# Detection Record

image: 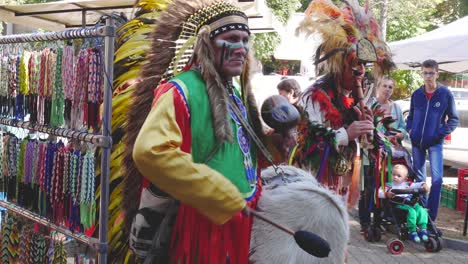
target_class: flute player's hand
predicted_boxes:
[346,120,374,141]
[353,105,373,122]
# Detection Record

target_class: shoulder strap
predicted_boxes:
[228,97,280,172]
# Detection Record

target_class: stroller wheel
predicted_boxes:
[424,237,438,252]
[372,227,382,242]
[364,228,373,242]
[387,238,404,254]
[435,237,444,252]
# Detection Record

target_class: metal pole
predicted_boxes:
[98,16,115,264]
[82,10,87,28]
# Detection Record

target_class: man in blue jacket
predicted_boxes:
[406,59,459,222]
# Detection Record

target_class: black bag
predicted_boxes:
[129,185,178,263]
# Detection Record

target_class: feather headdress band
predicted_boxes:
[297,0,394,77]
[163,1,250,80]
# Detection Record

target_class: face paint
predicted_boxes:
[215,39,249,60]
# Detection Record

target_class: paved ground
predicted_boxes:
[347,218,468,263]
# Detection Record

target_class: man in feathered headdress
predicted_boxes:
[290,0,394,206]
[127,0,263,263]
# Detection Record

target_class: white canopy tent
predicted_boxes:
[389,16,468,73]
[273,13,320,78]
[0,0,277,33]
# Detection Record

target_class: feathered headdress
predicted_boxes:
[297,0,394,78]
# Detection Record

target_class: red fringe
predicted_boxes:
[341,95,355,109]
[374,151,381,208]
[170,184,261,264]
[311,90,342,128]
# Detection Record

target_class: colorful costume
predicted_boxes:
[133,70,260,263]
[290,0,394,206]
[124,1,262,263]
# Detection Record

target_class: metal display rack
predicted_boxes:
[0,18,114,264]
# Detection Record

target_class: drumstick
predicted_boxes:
[248,208,331,258]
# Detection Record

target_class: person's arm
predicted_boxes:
[406,93,414,133]
[408,181,430,196]
[133,84,245,225]
[439,90,460,137]
[303,99,349,147]
[378,186,394,199]
[393,103,407,140]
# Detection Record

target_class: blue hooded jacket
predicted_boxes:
[406,84,459,149]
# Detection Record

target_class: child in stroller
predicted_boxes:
[378,164,429,243]
[377,164,444,254]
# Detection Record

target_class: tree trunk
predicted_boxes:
[379,0,389,41]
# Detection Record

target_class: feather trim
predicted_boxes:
[297,0,394,79]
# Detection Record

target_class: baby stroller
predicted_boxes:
[361,131,443,253]
[381,187,444,254]
[360,146,413,244]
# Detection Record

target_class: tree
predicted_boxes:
[251,0,301,73]
[252,32,281,65]
[265,0,301,24]
[378,0,389,41]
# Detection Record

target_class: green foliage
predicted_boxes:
[265,0,301,24]
[252,32,281,63]
[390,70,423,99]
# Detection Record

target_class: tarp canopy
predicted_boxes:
[0,0,277,33]
[274,13,315,61]
[389,16,468,73]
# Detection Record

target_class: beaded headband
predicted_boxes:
[163,1,249,80]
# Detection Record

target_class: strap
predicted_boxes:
[228,98,281,173]
[204,142,221,163]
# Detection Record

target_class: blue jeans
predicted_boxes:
[412,143,443,221]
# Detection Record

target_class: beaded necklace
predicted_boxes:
[19,51,30,96]
[28,51,39,95]
[0,131,4,182]
[37,141,47,216]
[71,49,88,130]
[44,51,57,126]
[52,239,67,264]
[14,53,21,119]
[8,136,18,179]
[52,141,65,223]
[87,48,103,130]
[70,149,81,205]
[37,49,49,125]
[50,47,64,128]
[24,139,33,185]
[44,142,56,216]
[62,45,74,128]
[79,145,96,228]
[62,45,75,101]
[69,148,82,231]
[30,139,39,185]
[63,145,70,197]
[226,89,256,190]
[18,51,31,121]
[29,52,40,123]
[0,53,7,99]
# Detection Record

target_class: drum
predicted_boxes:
[250,165,349,264]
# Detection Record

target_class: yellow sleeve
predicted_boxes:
[132,87,246,224]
